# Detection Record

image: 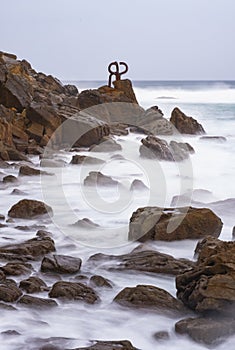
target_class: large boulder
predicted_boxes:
[176,237,235,316]
[8,199,53,219]
[114,284,186,316]
[17,295,57,309]
[128,206,223,242]
[49,281,99,304]
[137,106,173,135]
[0,279,22,302]
[19,276,48,293]
[170,107,205,134]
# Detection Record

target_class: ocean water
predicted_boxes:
[0,81,235,349]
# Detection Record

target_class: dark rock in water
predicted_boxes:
[15,224,47,231]
[2,175,18,184]
[139,135,193,161]
[130,179,149,191]
[18,295,57,308]
[0,279,22,302]
[90,275,113,288]
[0,214,5,220]
[175,317,235,345]
[89,137,122,152]
[153,331,170,341]
[8,199,53,219]
[72,218,99,229]
[19,276,48,293]
[114,284,186,316]
[70,155,104,165]
[140,135,173,160]
[0,262,32,276]
[19,165,52,176]
[88,248,194,276]
[0,302,16,310]
[176,237,235,316]
[41,254,82,274]
[1,330,21,336]
[128,206,223,242]
[233,226,235,240]
[200,136,227,142]
[73,340,139,350]
[49,281,99,304]
[170,107,205,134]
[84,171,119,187]
[11,188,27,195]
[0,234,55,260]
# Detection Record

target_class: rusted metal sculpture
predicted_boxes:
[108,61,128,87]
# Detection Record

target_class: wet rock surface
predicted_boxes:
[19,276,48,293]
[41,254,82,274]
[70,155,104,165]
[8,199,53,219]
[176,237,235,316]
[129,206,223,242]
[175,317,235,345]
[0,279,22,302]
[170,107,205,134]
[90,275,113,288]
[0,262,32,276]
[114,284,187,316]
[49,281,99,304]
[88,248,194,275]
[18,295,57,308]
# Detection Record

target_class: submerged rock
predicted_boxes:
[84,171,119,187]
[8,199,53,219]
[90,275,113,289]
[70,155,104,165]
[176,237,235,316]
[89,137,122,152]
[73,340,139,350]
[0,262,32,276]
[170,107,205,134]
[128,206,223,242]
[19,165,51,176]
[114,284,186,316]
[88,248,194,276]
[18,295,57,308]
[49,281,99,304]
[41,254,82,274]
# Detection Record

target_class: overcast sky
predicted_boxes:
[1,0,235,81]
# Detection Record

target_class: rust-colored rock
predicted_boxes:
[170,107,205,134]
[128,206,223,242]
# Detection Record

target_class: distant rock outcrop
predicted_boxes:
[170,107,205,134]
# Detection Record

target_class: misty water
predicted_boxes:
[0,81,235,349]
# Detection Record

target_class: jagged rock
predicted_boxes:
[8,199,53,219]
[114,284,186,316]
[0,234,55,261]
[70,155,104,165]
[170,107,205,134]
[90,275,113,288]
[84,171,118,186]
[176,237,235,316]
[0,279,22,302]
[49,281,99,304]
[175,317,235,345]
[72,218,99,229]
[18,295,57,308]
[128,206,223,242]
[88,248,194,275]
[140,135,193,161]
[130,179,149,191]
[77,79,138,110]
[41,254,82,274]
[19,276,48,293]
[0,262,32,276]
[137,106,173,135]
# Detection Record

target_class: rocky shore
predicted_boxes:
[0,52,234,349]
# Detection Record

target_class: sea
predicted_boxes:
[0,80,235,349]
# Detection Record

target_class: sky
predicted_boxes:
[1,0,235,81]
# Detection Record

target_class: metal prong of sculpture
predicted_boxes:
[108,61,128,87]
